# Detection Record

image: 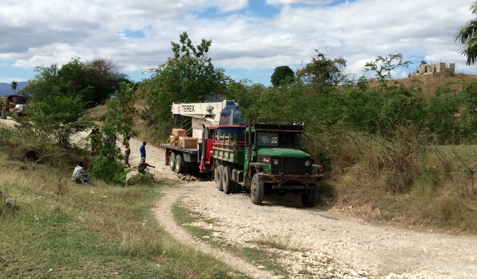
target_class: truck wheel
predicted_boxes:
[301,185,317,207]
[215,165,224,191]
[169,152,176,171]
[222,166,234,194]
[174,154,185,174]
[251,173,264,205]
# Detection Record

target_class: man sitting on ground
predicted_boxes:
[138,158,155,174]
[72,161,92,184]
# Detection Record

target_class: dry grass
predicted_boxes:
[368,73,477,98]
[253,230,302,251]
[172,202,290,277]
[0,121,9,129]
[87,103,107,118]
[319,127,477,233]
[0,155,242,278]
[86,102,153,143]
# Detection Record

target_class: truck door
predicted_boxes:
[244,130,255,177]
[206,128,215,164]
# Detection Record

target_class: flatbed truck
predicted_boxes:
[160,100,245,174]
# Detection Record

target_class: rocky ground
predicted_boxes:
[139,138,477,279]
[3,116,476,279]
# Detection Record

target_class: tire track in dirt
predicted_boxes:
[153,183,281,279]
[73,132,279,278]
[67,131,477,279]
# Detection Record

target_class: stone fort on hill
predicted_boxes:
[410,62,455,77]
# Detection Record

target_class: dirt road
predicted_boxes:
[139,139,477,279]
[0,116,15,128]
[7,123,477,278]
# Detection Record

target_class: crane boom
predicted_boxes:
[171,100,237,140]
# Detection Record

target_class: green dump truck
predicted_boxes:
[213,123,324,207]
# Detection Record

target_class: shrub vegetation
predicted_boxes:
[136,38,477,232]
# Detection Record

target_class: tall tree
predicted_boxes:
[296,50,348,88]
[271,66,294,87]
[10,81,18,93]
[139,32,229,123]
[104,81,138,141]
[455,2,477,65]
[363,54,412,89]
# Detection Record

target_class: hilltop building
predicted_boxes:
[411,62,455,76]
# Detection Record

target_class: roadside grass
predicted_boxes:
[320,128,477,233]
[172,202,290,278]
[252,230,301,252]
[0,158,242,278]
[172,202,212,239]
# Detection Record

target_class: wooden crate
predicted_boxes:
[172,128,186,137]
[169,135,179,146]
[179,137,198,149]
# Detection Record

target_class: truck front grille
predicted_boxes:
[271,157,311,175]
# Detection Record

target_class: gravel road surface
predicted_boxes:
[6,121,477,279]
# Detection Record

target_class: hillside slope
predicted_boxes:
[369,73,477,96]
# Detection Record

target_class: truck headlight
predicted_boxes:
[273,159,279,165]
[305,160,311,167]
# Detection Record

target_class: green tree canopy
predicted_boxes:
[20,58,131,107]
[271,66,294,87]
[139,32,230,124]
[455,2,477,65]
[104,81,138,140]
[296,50,348,88]
[18,93,94,147]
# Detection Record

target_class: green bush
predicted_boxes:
[91,155,128,185]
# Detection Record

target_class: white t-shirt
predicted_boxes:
[72,165,84,181]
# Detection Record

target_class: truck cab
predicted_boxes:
[7,95,28,115]
[200,125,246,172]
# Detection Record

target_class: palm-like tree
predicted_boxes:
[11,81,18,93]
[456,2,477,65]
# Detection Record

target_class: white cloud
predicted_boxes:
[265,0,334,6]
[0,0,476,82]
[0,77,28,83]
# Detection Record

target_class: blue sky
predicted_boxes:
[1,0,476,86]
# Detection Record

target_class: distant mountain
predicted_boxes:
[0,82,28,96]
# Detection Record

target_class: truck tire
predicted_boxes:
[215,165,224,191]
[222,166,234,194]
[251,173,264,205]
[301,185,317,207]
[174,154,185,174]
[169,152,176,171]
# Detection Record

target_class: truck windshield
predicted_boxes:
[258,132,301,147]
[216,127,245,141]
[257,132,279,147]
[13,98,27,104]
